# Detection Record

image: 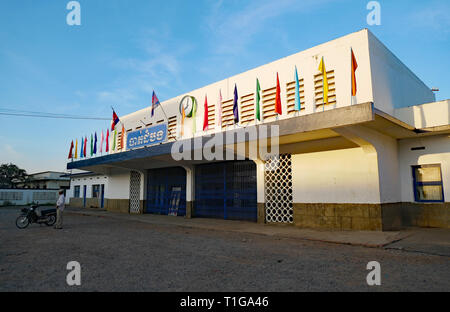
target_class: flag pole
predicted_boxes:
[155,101,177,141]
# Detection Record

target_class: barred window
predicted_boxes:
[412,165,444,202]
[74,186,80,198]
[92,185,100,198]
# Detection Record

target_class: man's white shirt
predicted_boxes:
[56,195,65,211]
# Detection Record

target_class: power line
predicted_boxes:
[0,108,110,120]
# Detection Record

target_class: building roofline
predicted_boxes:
[120,29,371,121]
[61,171,98,178]
[28,171,67,176]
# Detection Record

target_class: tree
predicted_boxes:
[0,163,29,189]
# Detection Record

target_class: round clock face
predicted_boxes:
[179,95,196,117]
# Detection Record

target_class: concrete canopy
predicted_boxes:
[67,102,443,174]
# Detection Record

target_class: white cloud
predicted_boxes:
[0,144,21,161]
[205,0,336,56]
[0,144,67,173]
[96,28,193,108]
[409,5,450,33]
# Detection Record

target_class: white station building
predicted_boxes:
[67,29,449,230]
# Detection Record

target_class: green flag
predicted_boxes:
[112,130,116,151]
[256,78,261,121]
[90,134,93,156]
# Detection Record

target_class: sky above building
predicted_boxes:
[0,0,449,174]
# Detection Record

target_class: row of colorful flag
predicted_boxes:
[68,50,358,159]
[68,128,122,159]
[68,105,129,159]
[186,49,358,134]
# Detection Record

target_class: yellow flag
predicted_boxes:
[74,139,78,159]
[181,103,185,137]
[318,57,328,105]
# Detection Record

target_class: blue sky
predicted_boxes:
[0,0,449,173]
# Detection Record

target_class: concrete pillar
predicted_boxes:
[252,158,266,224]
[334,124,402,230]
[183,165,195,218]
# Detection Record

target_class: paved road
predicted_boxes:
[0,207,448,292]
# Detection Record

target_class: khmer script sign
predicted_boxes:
[126,123,167,149]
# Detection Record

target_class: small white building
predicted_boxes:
[14,171,70,190]
[67,29,449,230]
[64,170,108,208]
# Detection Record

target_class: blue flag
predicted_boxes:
[294,66,301,111]
[80,138,84,158]
[233,84,239,123]
[94,132,97,154]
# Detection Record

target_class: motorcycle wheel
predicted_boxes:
[46,215,56,226]
[16,215,30,229]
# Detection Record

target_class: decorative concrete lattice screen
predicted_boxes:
[221,98,234,128]
[240,93,255,125]
[129,171,141,214]
[167,116,177,141]
[261,86,277,121]
[264,154,293,224]
[207,102,215,129]
[286,79,306,115]
[314,70,336,109]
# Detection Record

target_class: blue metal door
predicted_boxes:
[146,167,186,216]
[83,185,87,208]
[195,161,257,222]
[100,184,105,208]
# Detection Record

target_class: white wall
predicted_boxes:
[398,134,450,202]
[68,174,109,203]
[0,189,59,206]
[395,100,450,129]
[109,29,374,152]
[292,147,380,203]
[104,171,131,199]
[367,31,435,115]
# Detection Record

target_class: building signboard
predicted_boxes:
[126,123,167,150]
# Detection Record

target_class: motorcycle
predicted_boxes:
[15,204,57,229]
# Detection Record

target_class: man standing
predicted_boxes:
[55,190,65,229]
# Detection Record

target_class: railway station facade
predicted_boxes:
[67,29,450,230]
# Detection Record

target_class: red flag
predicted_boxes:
[84,137,87,156]
[111,111,120,131]
[275,73,282,115]
[203,95,209,131]
[68,140,74,159]
[106,129,109,152]
[351,48,358,96]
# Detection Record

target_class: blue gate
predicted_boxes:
[195,161,257,222]
[146,167,186,216]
